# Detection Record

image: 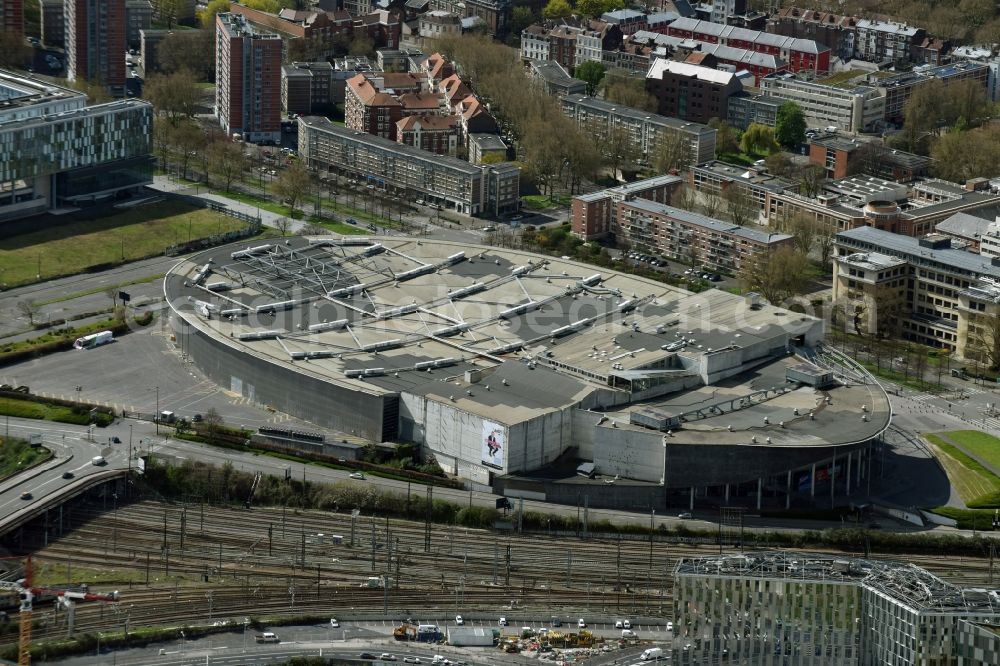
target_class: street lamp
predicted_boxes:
[152,386,159,435]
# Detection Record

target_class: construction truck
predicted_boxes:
[502,639,520,653]
[393,623,417,641]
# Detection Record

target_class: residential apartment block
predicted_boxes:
[281,62,334,116]
[690,162,1000,237]
[769,6,857,61]
[0,71,152,221]
[529,60,586,98]
[418,10,460,40]
[645,57,744,124]
[344,72,405,140]
[674,552,1000,666]
[559,94,717,166]
[600,9,646,35]
[877,61,989,125]
[215,12,282,144]
[571,174,683,240]
[834,226,1000,360]
[616,199,793,272]
[40,0,64,47]
[428,0,511,38]
[727,92,782,130]
[396,114,458,156]
[854,18,923,65]
[667,17,830,76]
[758,71,885,133]
[298,116,519,216]
[0,0,22,33]
[138,28,167,73]
[124,0,152,49]
[66,0,127,97]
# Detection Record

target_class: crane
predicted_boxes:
[0,557,119,665]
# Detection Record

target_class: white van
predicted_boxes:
[621,629,636,638]
[91,455,106,466]
[641,647,663,660]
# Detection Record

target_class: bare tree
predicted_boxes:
[17,300,38,326]
[275,218,293,236]
[740,246,810,304]
[653,131,693,173]
[207,140,246,192]
[200,407,225,444]
[273,161,311,217]
[968,311,1000,372]
[671,183,697,212]
[722,185,757,226]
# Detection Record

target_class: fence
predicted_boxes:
[165,216,263,257]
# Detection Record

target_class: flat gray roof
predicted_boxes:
[837,226,1000,277]
[561,94,714,135]
[624,199,792,244]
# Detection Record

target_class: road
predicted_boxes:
[53,616,667,665]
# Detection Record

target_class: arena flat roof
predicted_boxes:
[166,237,826,425]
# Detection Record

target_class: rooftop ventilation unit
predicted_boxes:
[238,330,284,341]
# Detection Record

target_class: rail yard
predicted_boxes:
[1,498,998,651]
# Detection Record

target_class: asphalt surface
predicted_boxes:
[51,617,665,665]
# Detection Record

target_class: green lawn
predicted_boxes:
[522,194,572,210]
[818,70,866,88]
[36,273,165,306]
[924,433,1000,507]
[716,152,757,166]
[0,200,246,287]
[311,220,367,235]
[0,437,50,481]
[857,360,942,393]
[939,430,1000,472]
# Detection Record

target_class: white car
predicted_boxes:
[499,617,508,626]
[667,621,674,632]
[578,618,586,628]
[623,619,631,629]
[380,654,397,662]
[348,472,366,480]
[455,615,464,625]
[615,620,624,628]
[330,618,339,628]
[404,658,422,664]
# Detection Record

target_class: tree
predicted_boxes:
[158,30,215,81]
[652,131,692,173]
[69,77,112,104]
[144,70,201,125]
[595,123,640,181]
[931,124,1000,183]
[578,0,624,18]
[153,116,173,171]
[155,0,188,29]
[707,117,738,155]
[508,7,536,45]
[903,79,949,152]
[170,120,205,180]
[17,300,38,326]
[542,0,572,19]
[969,311,1000,372]
[604,77,657,112]
[740,245,809,304]
[207,140,246,191]
[575,61,605,96]
[273,161,311,216]
[275,218,293,236]
[671,183,697,212]
[201,407,224,444]
[868,283,906,339]
[288,36,329,63]
[349,35,375,58]
[847,140,889,178]
[764,152,795,178]
[774,101,806,149]
[798,164,826,197]
[815,225,835,270]
[0,29,30,68]
[200,0,230,28]
[788,214,816,255]
[739,123,778,156]
[722,185,756,226]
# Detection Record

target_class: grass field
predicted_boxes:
[0,436,50,481]
[0,199,246,287]
[940,430,1000,471]
[522,194,572,210]
[924,433,1000,507]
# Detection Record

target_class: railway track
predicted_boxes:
[1,500,995,645]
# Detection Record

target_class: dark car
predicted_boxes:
[111,436,121,444]
[20,492,32,500]
[359,653,377,660]
[62,471,74,480]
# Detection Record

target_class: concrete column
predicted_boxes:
[846,452,852,495]
[831,452,837,502]
[786,470,792,510]
[810,464,816,499]
[857,448,862,485]
[689,487,695,511]
[725,484,730,504]
[757,478,763,511]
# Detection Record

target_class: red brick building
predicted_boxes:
[66,0,126,96]
[345,73,404,140]
[668,17,829,76]
[571,175,682,240]
[1,0,22,33]
[396,115,459,156]
[645,58,744,125]
[216,12,283,143]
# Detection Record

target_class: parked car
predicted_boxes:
[577,618,586,628]
[330,618,339,628]
[678,512,693,519]
[455,615,464,625]
[348,472,366,480]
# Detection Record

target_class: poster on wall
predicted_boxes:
[482,421,505,470]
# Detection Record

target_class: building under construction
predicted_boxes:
[673,551,1000,665]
